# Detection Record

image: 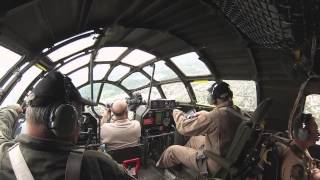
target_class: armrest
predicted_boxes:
[204,150,238,175]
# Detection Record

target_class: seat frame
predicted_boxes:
[204,98,272,179]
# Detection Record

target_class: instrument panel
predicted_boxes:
[150,99,176,109]
[136,99,176,136]
[143,110,173,127]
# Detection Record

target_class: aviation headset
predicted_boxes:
[48,75,79,138]
[293,113,312,141]
[207,82,233,105]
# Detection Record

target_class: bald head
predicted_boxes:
[111,99,128,119]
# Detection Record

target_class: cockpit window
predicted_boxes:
[121,49,155,66]
[121,72,150,90]
[78,83,101,102]
[99,84,129,104]
[93,64,110,80]
[108,65,130,81]
[58,54,90,74]
[95,47,128,62]
[304,94,320,119]
[0,46,21,79]
[134,87,162,100]
[191,81,215,105]
[225,80,257,111]
[68,67,88,87]
[162,82,190,102]
[86,104,105,117]
[48,33,98,62]
[2,66,42,106]
[143,61,178,81]
[171,52,211,76]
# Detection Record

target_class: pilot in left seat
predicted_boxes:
[0,71,134,180]
[100,99,141,150]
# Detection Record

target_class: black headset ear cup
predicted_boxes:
[294,113,311,141]
[297,128,310,141]
[49,104,78,137]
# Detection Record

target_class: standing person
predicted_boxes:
[281,113,320,180]
[100,99,141,150]
[0,71,134,180]
[156,82,244,175]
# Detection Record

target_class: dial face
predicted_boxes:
[151,101,158,108]
[162,117,170,126]
[170,101,175,108]
[164,101,169,107]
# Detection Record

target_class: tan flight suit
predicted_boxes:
[100,119,141,149]
[281,142,318,180]
[156,101,243,174]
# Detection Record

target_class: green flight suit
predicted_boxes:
[0,106,134,180]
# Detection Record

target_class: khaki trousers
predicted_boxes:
[156,136,205,172]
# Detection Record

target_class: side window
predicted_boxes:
[304,94,320,144]
[0,46,21,78]
[171,52,211,76]
[224,80,257,111]
[2,66,42,106]
[161,83,190,102]
[191,81,215,105]
[304,94,320,119]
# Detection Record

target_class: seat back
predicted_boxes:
[107,144,144,177]
[107,144,143,163]
[208,98,272,179]
[227,98,272,162]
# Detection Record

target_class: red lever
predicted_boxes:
[122,157,141,175]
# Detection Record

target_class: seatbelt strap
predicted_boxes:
[196,145,208,176]
[65,150,84,180]
[8,143,35,180]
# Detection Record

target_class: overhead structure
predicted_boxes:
[0,0,319,130]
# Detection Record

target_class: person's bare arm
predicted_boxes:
[101,108,112,124]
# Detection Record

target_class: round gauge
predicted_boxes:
[170,101,176,108]
[164,101,169,108]
[163,117,170,126]
[151,101,158,109]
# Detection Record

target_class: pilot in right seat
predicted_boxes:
[156,82,244,175]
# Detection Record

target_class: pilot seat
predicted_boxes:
[106,144,144,177]
[204,98,273,179]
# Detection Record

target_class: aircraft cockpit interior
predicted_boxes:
[1,0,320,179]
